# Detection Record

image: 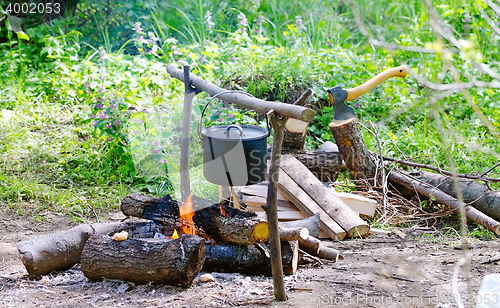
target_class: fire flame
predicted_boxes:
[219,203,227,216]
[179,195,196,235]
[171,229,179,239]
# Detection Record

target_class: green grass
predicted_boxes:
[0,0,499,235]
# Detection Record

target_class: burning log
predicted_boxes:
[299,236,342,262]
[17,222,124,276]
[120,194,269,245]
[203,240,299,275]
[81,231,205,287]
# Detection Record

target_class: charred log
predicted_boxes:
[203,240,299,275]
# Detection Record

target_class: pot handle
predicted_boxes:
[197,90,271,139]
[225,125,244,137]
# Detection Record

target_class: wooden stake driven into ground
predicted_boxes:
[263,111,288,301]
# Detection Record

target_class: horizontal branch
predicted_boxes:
[166,64,314,122]
[382,155,500,182]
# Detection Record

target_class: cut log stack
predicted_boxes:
[240,155,374,241]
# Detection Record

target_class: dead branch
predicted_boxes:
[382,156,500,182]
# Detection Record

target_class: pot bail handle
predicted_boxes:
[225,125,244,137]
[197,90,257,139]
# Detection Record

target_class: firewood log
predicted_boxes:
[120,194,269,245]
[279,213,320,238]
[279,227,309,241]
[81,233,205,286]
[17,222,124,276]
[280,155,370,238]
[299,236,342,262]
[203,240,299,275]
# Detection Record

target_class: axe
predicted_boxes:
[328,65,408,121]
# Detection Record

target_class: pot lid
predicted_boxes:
[202,124,268,140]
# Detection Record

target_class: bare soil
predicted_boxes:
[1,208,499,308]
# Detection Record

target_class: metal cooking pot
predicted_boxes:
[199,97,269,186]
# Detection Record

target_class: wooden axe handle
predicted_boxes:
[345,65,408,102]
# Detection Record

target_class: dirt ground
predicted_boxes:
[1,208,499,308]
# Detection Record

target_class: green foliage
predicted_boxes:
[0,0,499,232]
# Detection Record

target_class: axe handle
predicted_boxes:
[345,65,408,102]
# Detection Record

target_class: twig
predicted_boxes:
[480,161,500,177]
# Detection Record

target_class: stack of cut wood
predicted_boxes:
[240,155,376,240]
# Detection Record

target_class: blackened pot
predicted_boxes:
[201,124,268,186]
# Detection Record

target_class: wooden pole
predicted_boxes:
[180,66,196,202]
[167,64,314,122]
[263,110,288,301]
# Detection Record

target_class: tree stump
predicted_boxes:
[81,231,205,287]
[329,118,381,189]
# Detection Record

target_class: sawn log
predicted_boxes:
[17,222,124,276]
[81,233,205,286]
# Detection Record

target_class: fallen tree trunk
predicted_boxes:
[299,236,342,262]
[388,170,500,235]
[329,118,381,188]
[120,194,269,245]
[17,222,124,276]
[81,233,205,286]
[203,240,299,275]
[413,170,500,222]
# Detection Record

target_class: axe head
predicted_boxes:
[328,86,356,121]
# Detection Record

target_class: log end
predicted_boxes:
[328,118,356,128]
[346,225,370,238]
[299,228,310,241]
[253,222,269,243]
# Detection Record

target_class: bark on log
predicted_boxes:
[329,118,381,188]
[283,119,309,149]
[279,227,309,242]
[281,155,370,238]
[17,222,124,276]
[413,171,500,222]
[120,194,268,245]
[203,240,299,275]
[81,233,205,286]
[388,170,500,235]
[279,147,343,182]
[167,64,314,122]
[279,213,321,238]
[299,236,342,262]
